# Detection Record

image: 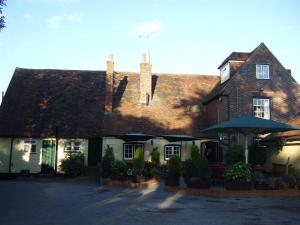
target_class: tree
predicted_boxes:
[0,0,6,31]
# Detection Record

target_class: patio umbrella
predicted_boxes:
[160,134,199,142]
[115,133,154,142]
[202,115,300,163]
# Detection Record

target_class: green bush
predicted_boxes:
[112,160,128,177]
[150,147,160,168]
[60,153,85,176]
[101,145,115,177]
[226,144,245,166]
[168,155,181,178]
[133,147,144,171]
[191,143,201,162]
[150,167,160,178]
[224,162,252,184]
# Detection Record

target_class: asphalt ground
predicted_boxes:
[0,177,300,225]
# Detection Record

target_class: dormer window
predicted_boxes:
[220,63,230,83]
[256,64,269,79]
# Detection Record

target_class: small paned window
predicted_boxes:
[123,143,144,160]
[24,139,37,153]
[64,140,81,152]
[164,145,181,160]
[256,64,270,79]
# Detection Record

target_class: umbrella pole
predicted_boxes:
[245,135,248,164]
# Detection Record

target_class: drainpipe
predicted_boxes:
[54,127,59,174]
[8,138,14,173]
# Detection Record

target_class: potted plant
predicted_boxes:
[133,147,145,182]
[183,144,211,189]
[224,162,252,190]
[150,147,160,168]
[100,145,115,178]
[165,155,181,186]
[150,167,160,181]
[111,160,128,181]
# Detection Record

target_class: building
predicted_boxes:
[0,43,299,174]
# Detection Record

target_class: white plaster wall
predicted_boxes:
[0,138,11,173]
[102,137,213,165]
[11,138,43,173]
[267,141,300,170]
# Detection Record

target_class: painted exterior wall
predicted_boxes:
[0,138,11,173]
[102,137,215,165]
[0,138,89,173]
[266,141,300,170]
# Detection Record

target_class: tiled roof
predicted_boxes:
[0,68,219,138]
[0,68,106,137]
[218,52,251,69]
[103,72,219,137]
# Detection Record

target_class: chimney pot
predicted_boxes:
[107,54,113,62]
[141,53,147,63]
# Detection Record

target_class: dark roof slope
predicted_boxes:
[103,72,219,136]
[0,68,106,137]
[218,52,251,69]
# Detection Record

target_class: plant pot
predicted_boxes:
[132,175,145,183]
[186,177,211,189]
[165,176,180,186]
[225,182,252,190]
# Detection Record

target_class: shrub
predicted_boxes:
[112,160,128,178]
[150,147,160,168]
[60,153,85,176]
[226,144,245,165]
[101,145,115,177]
[133,147,144,172]
[150,168,160,178]
[168,155,181,178]
[224,162,252,184]
[191,143,201,162]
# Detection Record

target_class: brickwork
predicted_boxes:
[140,61,152,104]
[104,57,114,113]
[206,43,300,124]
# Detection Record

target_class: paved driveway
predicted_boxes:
[0,178,300,225]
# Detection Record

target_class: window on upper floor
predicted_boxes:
[253,98,270,119]
[24,139,37,154]
[123,143,144,160]
[256,64,269,79]
[64,140,81,152]
[220,63,230,83]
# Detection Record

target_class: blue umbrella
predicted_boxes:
[202,115,300,163]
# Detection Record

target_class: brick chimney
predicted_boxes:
[140,54,152,105]
[104,54,114,113]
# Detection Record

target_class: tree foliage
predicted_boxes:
[0,0,6,31]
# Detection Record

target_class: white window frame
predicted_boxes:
[64,140,81,152]
[220,62,230,83]
[123,143,144,160]
[164,145,181,161]
[24,139,37,154]
[253,98,270,119]
[256,64,270,79]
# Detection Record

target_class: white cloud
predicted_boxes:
[130,20,163,39]
[23,13,33,21]
[47,12,82,29]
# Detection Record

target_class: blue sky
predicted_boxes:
[0,0,300,97]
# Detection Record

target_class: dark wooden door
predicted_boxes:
[88,138,102,166]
